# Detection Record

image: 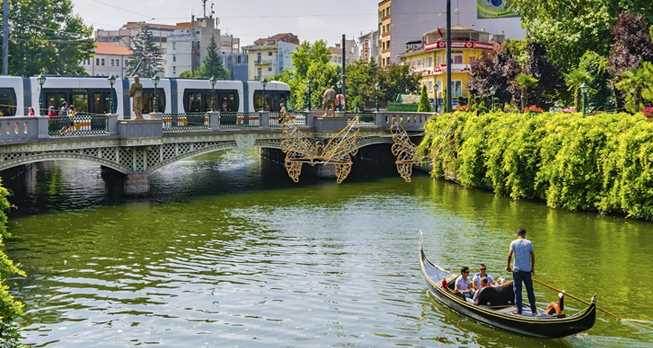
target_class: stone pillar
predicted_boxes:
[124,172,150,196]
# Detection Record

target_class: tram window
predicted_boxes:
[183,89,238,113]
[0,88,17,116]
[43,88,116,115]
[72,91,88,113]
[254,91,290,112]
[142,88,166,114]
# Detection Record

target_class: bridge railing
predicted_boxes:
[0,116,47,143]
[162,113,210,133]
[48,114,113,137]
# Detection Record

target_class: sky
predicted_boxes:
[70,0,379,46]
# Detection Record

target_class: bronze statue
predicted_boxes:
[129,75,144,120]
[322,87,337,117]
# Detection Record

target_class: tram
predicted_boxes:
[0,76,290,117]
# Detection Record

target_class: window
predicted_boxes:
[110,59,114,67]
[0,88,17,116]
[268,67,272,72]
[173,66,176,74]
[172,42,176,50]
[96,58,100,66]
[453,53,464,65]
[268,51,273,56]
[101,58,105,66]
[183,89,239,113]
[254,90,290,112]
[453,81,463,98]
[173,55,176,62]
[142,88,166,113]
[42,88,116,114]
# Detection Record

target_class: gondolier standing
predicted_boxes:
[506,228,536,315]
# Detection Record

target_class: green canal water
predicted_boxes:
[4,152,653,347]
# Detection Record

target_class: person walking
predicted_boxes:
[506,228,536,316]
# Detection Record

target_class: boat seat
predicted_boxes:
[476,285,515,307]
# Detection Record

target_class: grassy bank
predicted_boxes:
[417,112,653,221]
[0,179,24,346]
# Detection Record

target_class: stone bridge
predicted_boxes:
[0,112,433,194]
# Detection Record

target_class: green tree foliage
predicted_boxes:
[515,73,538,111]
[127,25,163,78]
[345,59,379,111]
[0,0,94,76]
[199,35,228,79]
[274,40,338,111]
[0,179,25,345]
[377,64,420,108]
[616,61,653,112]
[565,51,614,112]
[417,85,431,112]
[418,112,653,220]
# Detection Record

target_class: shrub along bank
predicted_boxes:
[0,180,24,346]
[417,112,653,221]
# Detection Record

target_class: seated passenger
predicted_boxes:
[454,266,474,300]
[473,277,491,304]
[472,263,495,289]
[545,293,565,317]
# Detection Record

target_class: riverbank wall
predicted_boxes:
[417,111,653,221]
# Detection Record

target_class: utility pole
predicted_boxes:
[202,0,208,18]
[446,0,452,113]
[341,34,346,101]
[2,0,8,75]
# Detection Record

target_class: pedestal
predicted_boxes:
[124,173,150,196]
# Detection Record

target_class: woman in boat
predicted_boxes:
[454,266,474,300]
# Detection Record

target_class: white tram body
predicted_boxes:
[0,76,290,117]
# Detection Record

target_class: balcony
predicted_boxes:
[254,58,272,66]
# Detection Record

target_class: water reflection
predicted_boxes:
[3,152,652,347]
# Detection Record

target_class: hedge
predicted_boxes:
[417,112,653,221]
[0,179,24,346]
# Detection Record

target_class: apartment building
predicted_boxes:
[82,42,133,78]
[164,16,221,77]
[243,33,299,81]
[328,39,359,66]
[378,0,523,67]
[96,22,175,56]
[358,31,379,63]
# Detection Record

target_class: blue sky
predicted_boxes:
[71,0,379,45]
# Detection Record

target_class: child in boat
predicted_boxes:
[545,293,565,317]
[473,277,491,304]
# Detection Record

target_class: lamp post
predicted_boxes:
[445,0,453,113]
[153,75,160,112]
[375,81,380,112]
[489,86,497,110]
[580,82,588,116]
[108,75,116,114]
[37,73,46,115]
[262,79,268,111]
[209,76,217,111]
[306,79,313,111]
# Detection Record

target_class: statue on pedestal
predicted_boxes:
[129,75,144,120]
[322,87,337,117]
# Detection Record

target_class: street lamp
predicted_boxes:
[108,75,116,114]
[153,75,160,113]
[306,79,313,111]
[209,76,217,111]
[580,82,589,116]
[37,73,46,114]
[375,81,380,112]
[489,86,497,110]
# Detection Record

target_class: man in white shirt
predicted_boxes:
[472,263,495,289]
[454,266,474,300]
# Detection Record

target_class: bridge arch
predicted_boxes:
[0,153,130,174]
[145,142,238,174]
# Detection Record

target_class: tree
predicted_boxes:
[567,51,613,112]
[525,43,565,109]
[197,35,228,79]
[127,25,163,78]
[515,73,539,111]
[346,59,379,111]
[510,0,653,73]
[417,85,431,112]
[377,64,419,108]
[616,61,653,113]
[469,46,521,108]
[609,12,653,77]
[0,0,94,76]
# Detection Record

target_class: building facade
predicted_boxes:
[378,0,523,67]
[400,27,500,105]
[328,39,359,66]
[164,16,222,78]
[243,33,299,81]
[358,31,379,63]
[96,22,175,56]
[82,42,133,78]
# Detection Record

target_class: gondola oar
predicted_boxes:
[533,277,620,320]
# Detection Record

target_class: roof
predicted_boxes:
[176,22,193,30]
[123,22,177,31]
[95,42,133,56]
[254,33,300,46]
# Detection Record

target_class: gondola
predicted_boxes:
[418,235,597,338]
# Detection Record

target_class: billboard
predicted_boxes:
[477,0,519,19]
